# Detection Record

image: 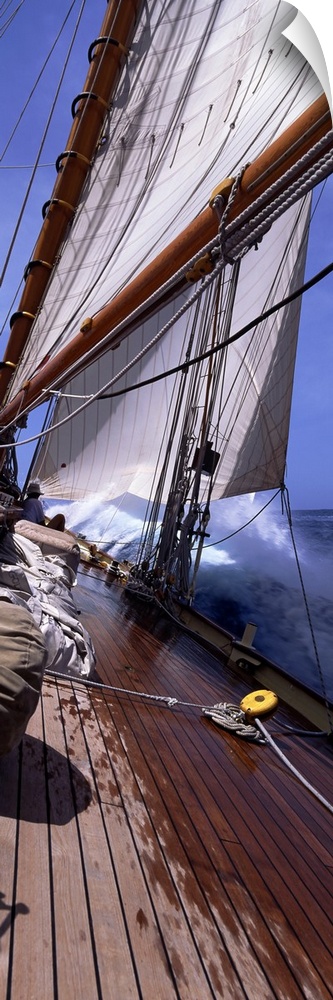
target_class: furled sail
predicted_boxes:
[4,1,324,503]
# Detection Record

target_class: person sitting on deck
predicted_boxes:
[22,480,66,532]
[0,597,47,756]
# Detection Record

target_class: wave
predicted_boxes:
[45,494,333,700]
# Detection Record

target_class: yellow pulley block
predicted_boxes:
[186,252,213,283]
[240,689,278,718]
[209,176,235,207]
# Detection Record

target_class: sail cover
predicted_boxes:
[10,0,322,502]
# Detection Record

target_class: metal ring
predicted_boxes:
[55,150,91,173]
[71,91,109,118]
[88,36,129,63]
[10,311,35,330]
[24,259,53,280]
[42,198,76,220]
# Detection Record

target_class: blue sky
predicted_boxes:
[0,2,332,510]
[285,180,333,508]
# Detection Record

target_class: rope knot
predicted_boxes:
[203,701,265,742]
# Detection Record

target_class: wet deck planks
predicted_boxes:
[0,573,332,999]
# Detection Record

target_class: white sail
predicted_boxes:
[5,0,323,503]
[32,197,310,503]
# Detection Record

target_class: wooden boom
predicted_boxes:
[0,83,331,430]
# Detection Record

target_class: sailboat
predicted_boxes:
[0,1,332,996]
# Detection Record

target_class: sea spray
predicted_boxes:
[195,502,333,699]
[44,495,333,699]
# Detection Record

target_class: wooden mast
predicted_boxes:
[0,82,331,429]
[0,0,144,407]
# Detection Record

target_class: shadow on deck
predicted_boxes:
[1,576,332,999]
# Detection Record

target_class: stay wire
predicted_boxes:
[5,258,333,450]
[0,0,86,288]
[198,488,281,549]
[95,263,333,403]
[282,485,333,733]
[0,0,25,38]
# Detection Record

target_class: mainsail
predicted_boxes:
[0,1,331,515]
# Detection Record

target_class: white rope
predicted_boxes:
[5,136,333,445]
[44,670,265,744]
[44,667,333,813]
[45,666,201,709]
[255,717,333,814]
[224,131,333,249]
[204,704,333,814]
[202,702,264,742]
[224,150,333,261]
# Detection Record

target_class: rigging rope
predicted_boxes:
[255,716,333,815]
[0,0,85,288]
[282,486,333,734]
[5,255,333,449]
[224,132,333,254]
[43,667,333,814]
[202,702,264,742]
[201,488,281,549]
[4,127,333,427]
[0,0,25,39]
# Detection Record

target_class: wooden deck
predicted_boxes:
[1,567,332,999]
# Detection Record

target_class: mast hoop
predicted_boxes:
[23,259,53,281]
[71,91,110,119]
[55,150,91,174]
[88,36,130,63]
[42,198,76,220]
[10,311,35,330]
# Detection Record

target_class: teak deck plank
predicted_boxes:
[77,688,208,999]
[39,680,101,1000]
[90,583,333,988]
[96,694,297,1000]
[57,682,140,1000]
[92,689,246,999]
[104,679,332,997]
[93,695,251,999]
[7,700,55,1000]
[0,746,20,998]
[86,588,332,992]
[1,573,332,999]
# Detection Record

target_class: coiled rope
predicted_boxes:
[202,702,264,742]
[44,667,333,814]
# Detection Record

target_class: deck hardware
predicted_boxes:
[240,689,278,717]
[42,198,76,220]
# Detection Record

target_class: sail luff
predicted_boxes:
[0,0,144,406]
[0,94,331,431]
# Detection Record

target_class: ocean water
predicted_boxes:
[45,496,333,701]
[194,507,333,702]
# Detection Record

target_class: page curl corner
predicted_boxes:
[282,6,332,120]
